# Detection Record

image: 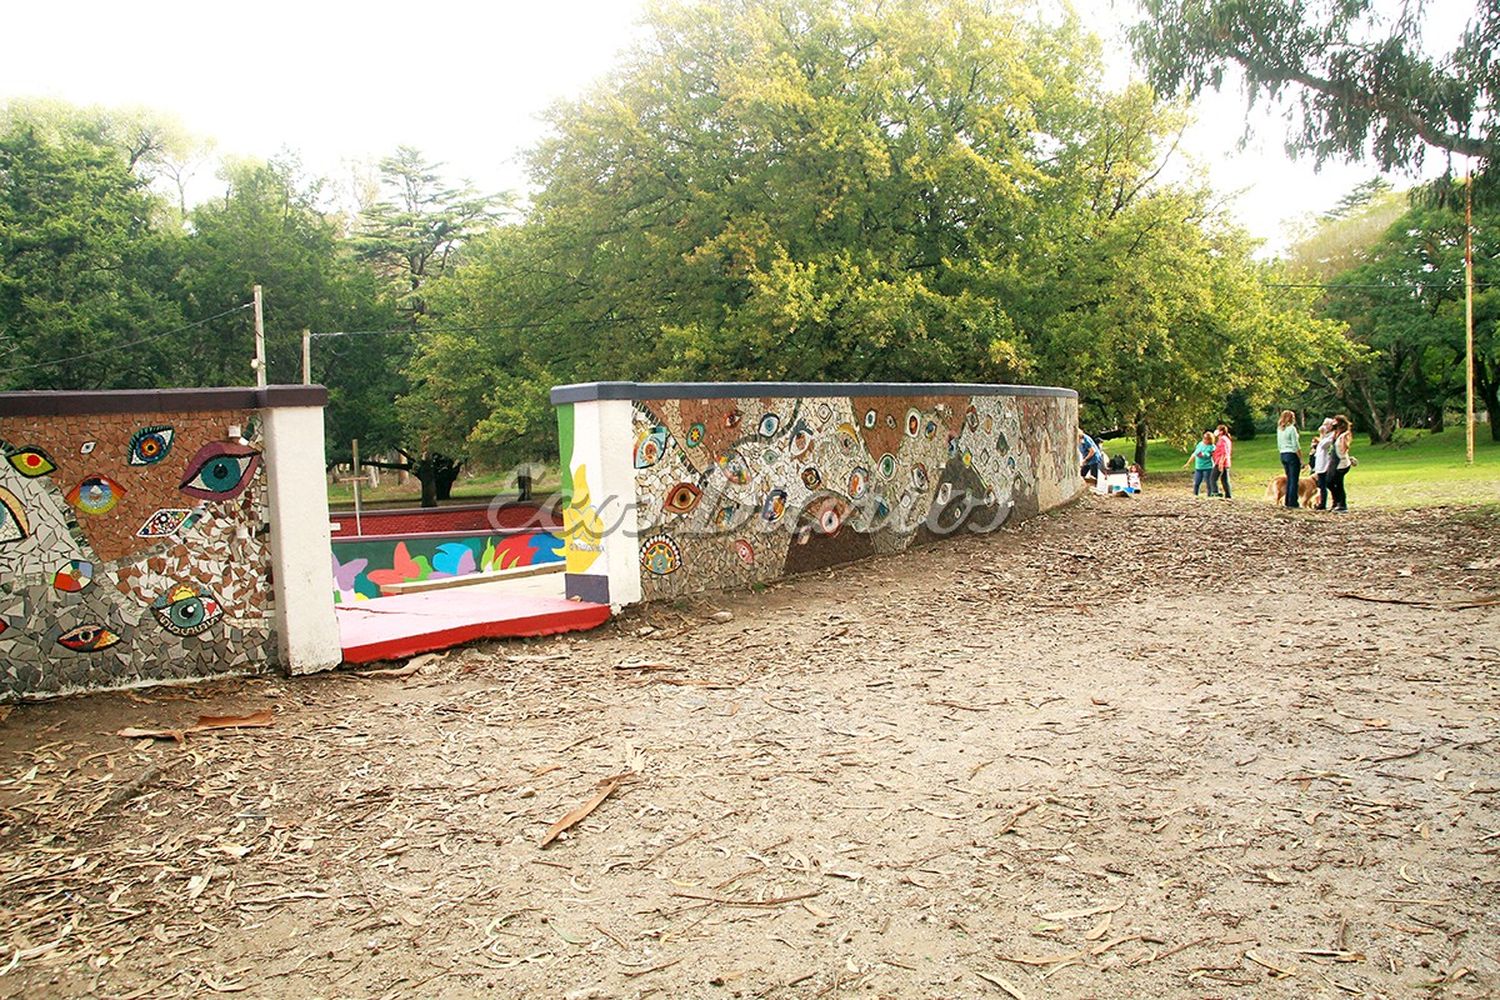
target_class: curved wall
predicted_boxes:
[551,382,1080,605]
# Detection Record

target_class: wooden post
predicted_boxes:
[301,329,311,385]
[1465,169,1475,465]
[351,438,363,537]
[252,284,267,389]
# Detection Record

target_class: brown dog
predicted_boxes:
[1266,472,1319,507]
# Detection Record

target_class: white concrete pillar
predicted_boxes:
[262,404,342,673]
[560,398,642,609]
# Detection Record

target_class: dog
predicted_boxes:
[1266,471,1319,507]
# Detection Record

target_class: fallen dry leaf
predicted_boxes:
[117,709,274,743]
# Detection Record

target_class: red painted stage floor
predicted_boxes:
[335,583,609,664]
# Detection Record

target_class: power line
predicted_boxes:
[5,303,254,374]
[302,315,652,339]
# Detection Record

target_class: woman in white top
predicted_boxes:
[1326,415,1355,512]
[1312,418,1335,509]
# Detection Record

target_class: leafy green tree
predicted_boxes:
[1318,202,1498,441]
[0,119,185,390]
[355,148,502,504]
[1129,0,1497,171]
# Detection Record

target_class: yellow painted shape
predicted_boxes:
[559,464,604,574]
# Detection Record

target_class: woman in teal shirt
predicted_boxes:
[1276,410,1302,508]
[1183,431,1216,496]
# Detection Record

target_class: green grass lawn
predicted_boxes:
[1103,422,1500,509]
[327,467,561,509]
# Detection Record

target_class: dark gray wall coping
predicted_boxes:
[551,381,1077,405]
[0,385,328,418]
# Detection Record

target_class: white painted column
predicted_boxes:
[262,404,343,673]
[561,398,642,609]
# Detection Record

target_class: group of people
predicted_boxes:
[1277,410,1356,512]
[1185,423,1235,498]
[1079,414,1356,512]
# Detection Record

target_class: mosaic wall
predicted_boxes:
[0,410,271,698]
[631,392,1078,599]
[331,530,564,602]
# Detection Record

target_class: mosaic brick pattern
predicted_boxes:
[631,392,1078,599]
[0,409,273,698]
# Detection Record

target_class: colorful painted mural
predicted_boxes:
[330,530,564,602]
[629,389,1078,599]
[0,407,273,698]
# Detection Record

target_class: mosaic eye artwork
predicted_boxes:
[878,453,896,479]
[633,425,670,469]
[717,451,751,486]
[836,423,860,453]
[723,412,741,429]
[56,623,121,652]
[179,442,261,501]
[788,424,815,460]
[0,485,30,544]
[924,418,939,439]
[79,441,96,455]
[127,424,175,466]
[6,446,56,478]
[863,409,877,429]
[996,432,1009,452]
[906,409,922,436]
[151,584,224,637]
[686,423,705,447]
[53,560,94,592]
[801,466,821,489]
[66,475,126,515]
[711,503,740,530]
[911,464,929,490]
[966,405,979,431]
[136,507,205,539]
[760,489,788,522]
[757,413,781,438]
[734,539,755,565]
[640,532,682,576]
[847,467,869,499]
[663,482,703,515]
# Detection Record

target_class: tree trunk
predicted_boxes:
[1132,416,1149,470]
[417,467,438,508]
[434,458,461,501]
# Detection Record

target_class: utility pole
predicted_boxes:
[252,284,267,389]
[1465,170,1475,465]
[301,329,312,385]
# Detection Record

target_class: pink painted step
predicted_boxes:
[336,588,608,664]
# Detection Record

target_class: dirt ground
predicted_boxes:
[0,491,1496,1000]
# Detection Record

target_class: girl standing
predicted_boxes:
[1326,415,1354,512]
[1184,431,1216,497]
[1211,424,1233,500]
[1312,418,1335,509]
[1276,410,1302,508]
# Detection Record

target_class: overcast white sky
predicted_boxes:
[0,0,1474,254]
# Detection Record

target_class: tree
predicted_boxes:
[406,0,1102,458]
[1129,0,1497,172]
[355,148,501,505]
[1317,201,1498,441]
[0,119,185,391]
[179,156,402,447]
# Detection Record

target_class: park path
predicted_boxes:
[0,491,1496,999]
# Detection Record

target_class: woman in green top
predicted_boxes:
[1276,410,1302,508]
[1183,431,1216,496]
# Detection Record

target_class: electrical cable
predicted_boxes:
[4,302,254,374]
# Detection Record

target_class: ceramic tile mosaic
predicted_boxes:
[0,409,273,698]
[630,392,1078,600]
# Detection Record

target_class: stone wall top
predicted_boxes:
[550,381,1078,405]
[0,385,328,418]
